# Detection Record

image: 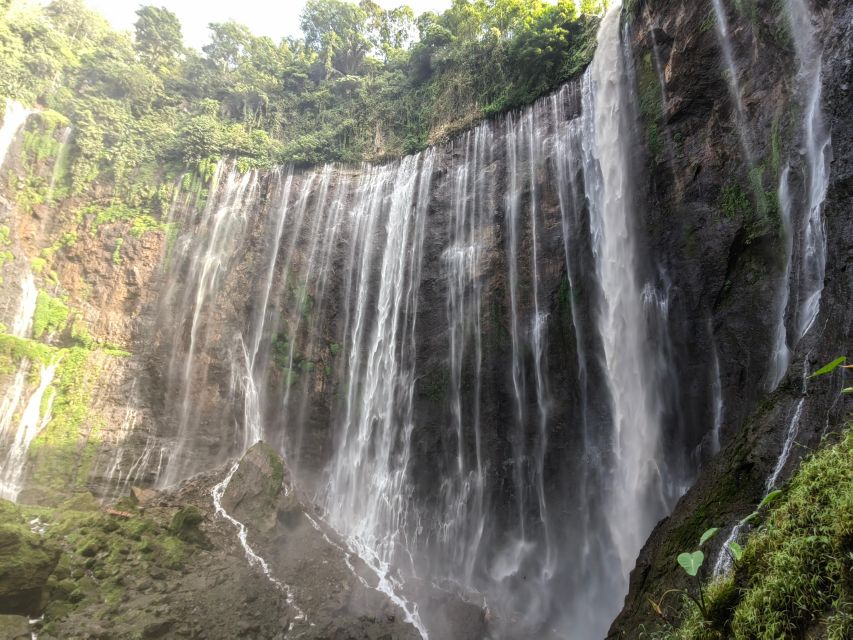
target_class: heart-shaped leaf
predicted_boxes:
[728,541,743,561]
[758,489,783,510]
[699,527,720,546]
[809,356,846,378]
[677,550,704,577]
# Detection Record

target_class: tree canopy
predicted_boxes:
[0,0,601,192]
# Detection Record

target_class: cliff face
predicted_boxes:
[609,0,852,634]
[0,0,849,637]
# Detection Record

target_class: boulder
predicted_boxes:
[0,499,60,616]
[221,442,296,532]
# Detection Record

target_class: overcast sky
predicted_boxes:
[82,0,454,50]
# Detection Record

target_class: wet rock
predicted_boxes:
[142,618,174,637]
[221,441,296,532]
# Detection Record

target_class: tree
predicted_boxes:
[134,5,184,73]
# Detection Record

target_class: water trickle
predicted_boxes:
[47,126,72,201]
[710,332,724,455]
[12,272,38,339]
[211,462,305,620]
[0,361,58,500]
[785,0,830,341]
[0,99,32,169]
[710,0,754,164]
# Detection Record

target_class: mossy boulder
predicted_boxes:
[168,505,209,547]
[0,499,60,615]
[221,441,294,532]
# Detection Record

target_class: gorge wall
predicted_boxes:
[0,0,850,638]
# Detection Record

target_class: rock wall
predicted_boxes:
[0,0,849,636]
[609,0,852,634]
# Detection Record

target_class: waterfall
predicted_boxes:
[585,0,668,578]
[0,361,58,500]
[11,271,38,339]
[785,0,831,341]
[159,163,260,486]
[768,0,831,390]
[47,126,72,201]
[0,270,45,501]
[323,154,434,623]
[143,3,715,636]
[710,0,754,165]
[0,99,32,169]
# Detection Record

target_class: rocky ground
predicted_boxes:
[0,443,439,640]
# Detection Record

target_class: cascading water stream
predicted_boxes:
[0,361,58,500]
[768,0,831,390]
[160,164,260,486]
[710,0,755,165]
[47,126,72,201]
[784,0,830,341]
[140,2,774,636]
[0,99,32,169]
[584,1,668,580]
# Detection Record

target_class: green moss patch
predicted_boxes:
[661,429,853,639]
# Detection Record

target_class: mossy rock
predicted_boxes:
[58,492,100,513]
[221,441,293,533]
[168,506,209,547]
[0,499,60,616]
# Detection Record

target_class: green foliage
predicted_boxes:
[660,429,853,639]
[271,332,291,370]
[33,290,69,339]
[678,550,705,577]
[2,0,599,184]
[111,238,123,265]
[719,184,751,220]
[0,333,57,374]
[699,527,719,547]
[0,224,12,272]
[810,356,846,378]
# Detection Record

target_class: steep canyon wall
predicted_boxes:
[0,0,849,637]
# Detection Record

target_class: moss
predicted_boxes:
[0,333,57,374]
[719,184,751,220]
[421,366,450,402]
[159,536,187,570]
[168,506,208,547]
[30,256,47,274]
[111,238,124,265]
[668,429,853,639]
[730,430,852,638]
[637,50,664,160]
[129,214,167,237]
[32,290,69,339]
[27,348,102,493]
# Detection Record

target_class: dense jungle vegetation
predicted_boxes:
[0,0,604,198]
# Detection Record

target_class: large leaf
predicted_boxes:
[758,489,783,510]
[739,511,759,526]
[677,550,704,577]
[728,541,743,562]
[810,356,846,378]
[699,527,720,547]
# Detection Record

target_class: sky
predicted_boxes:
[82,0,454,50]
